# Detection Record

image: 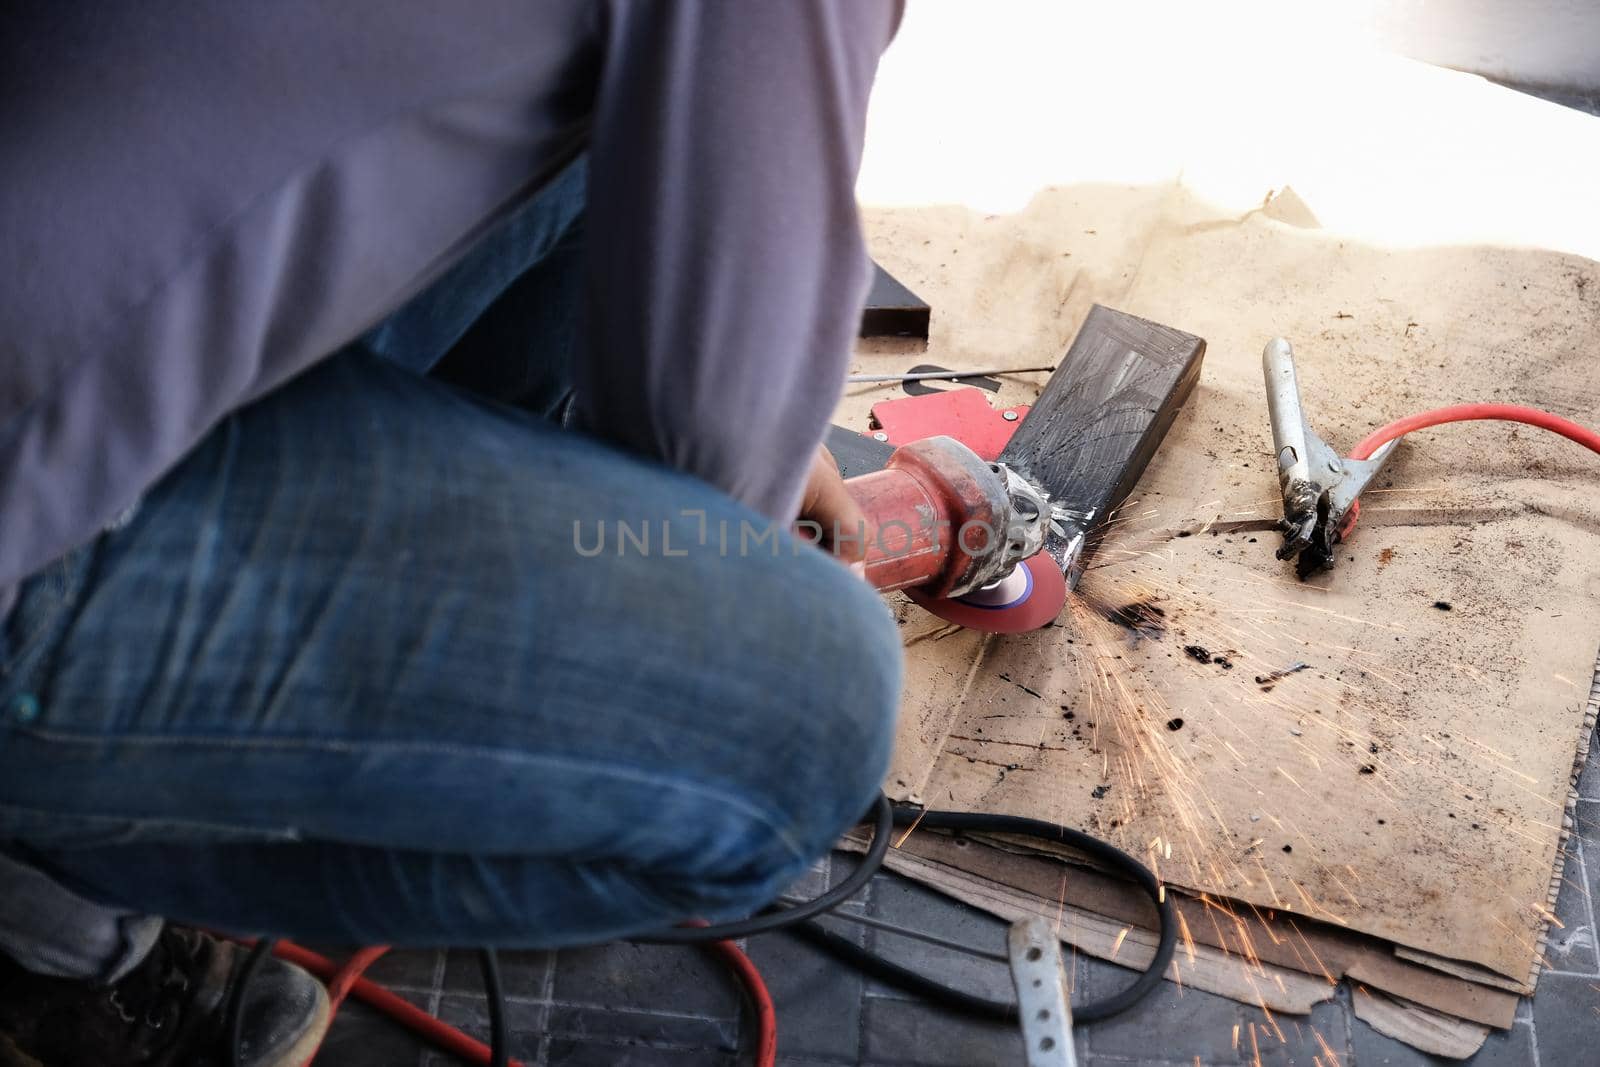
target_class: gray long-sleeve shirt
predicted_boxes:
[0,1,901,595]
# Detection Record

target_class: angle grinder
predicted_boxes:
[843,436,1066,633]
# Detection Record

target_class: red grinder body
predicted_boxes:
[844,435,1068,633]
[845,436,1013,600]
[841,437,1064,632]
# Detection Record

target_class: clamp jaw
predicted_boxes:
[1263,338,1400,576]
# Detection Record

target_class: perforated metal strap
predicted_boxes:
[1007,917,1078,1067]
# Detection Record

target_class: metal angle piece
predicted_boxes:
[860,262,932,338]
[1007,917,1078,1067]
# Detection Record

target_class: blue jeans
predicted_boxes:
[0,159,900,969]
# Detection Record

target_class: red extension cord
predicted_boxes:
[233,406,1596,1067]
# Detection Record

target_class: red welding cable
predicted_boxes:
[1342,403,1600,534]
[266,941,529,1067]
[1349,404,1600,462]
[259,936,774,1067]
[678,919,778,1067]
[322,945,391,1015]
[702,939,778,1067]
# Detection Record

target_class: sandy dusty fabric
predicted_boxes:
[843,180,1600,985]
[843,0,1600,997]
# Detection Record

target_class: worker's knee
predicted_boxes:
[771,548,901,801]
[673,555,902,913]
[780,600,900,857]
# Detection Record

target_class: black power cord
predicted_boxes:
[229,793,1171,1065]
[632,794,1176,1023]
[478,949,508,1067]
[789,807,1176,1023]
[633,794,894,944]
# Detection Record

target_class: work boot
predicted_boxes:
[0,926,330,1067]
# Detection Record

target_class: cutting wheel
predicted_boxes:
[905,554,1067,634]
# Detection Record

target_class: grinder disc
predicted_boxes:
[906,554,1067,634]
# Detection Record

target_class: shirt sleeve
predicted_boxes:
[580,0,903,522]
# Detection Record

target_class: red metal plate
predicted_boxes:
[867,388,1028,461]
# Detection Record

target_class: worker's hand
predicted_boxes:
[796,445,869,574]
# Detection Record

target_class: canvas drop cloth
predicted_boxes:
[846,2,1600,989]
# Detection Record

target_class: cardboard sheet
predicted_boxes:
[847,185,1600,985]
[845,0,1600,1005]
[1352,991,1491,1060]
[850,836,1340,1016]
[847,828,1518,1031]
